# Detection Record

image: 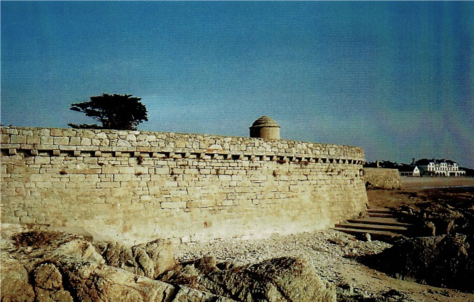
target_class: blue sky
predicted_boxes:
[2,1,474,168]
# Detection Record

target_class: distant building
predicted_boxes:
[416,158,465,177]
[399,158,466,177]
[398,165,420,177]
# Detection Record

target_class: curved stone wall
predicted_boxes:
[363,168,402,190]
[1,127,368,245]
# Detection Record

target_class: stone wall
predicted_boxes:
[363,168,402,190]
[1,127,368,245]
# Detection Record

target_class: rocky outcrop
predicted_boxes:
[159,256,336,302]
[94,239,176,279]
[397,187,474,237]
[2,224,336,301]
[0,225,233,302]
[365,234,474,292]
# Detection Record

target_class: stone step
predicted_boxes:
[347,217,413,227]
[335,222,409,233]
[366,208,396,218]
[333,227,405,240]
[367,212,395,218]
[367,208,393,213]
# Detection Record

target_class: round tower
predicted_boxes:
[249,116,280,140]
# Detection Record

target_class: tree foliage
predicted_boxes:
[68,93,148,130]
[364,160,402,168]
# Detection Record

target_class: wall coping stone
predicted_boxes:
[1,126,366,163]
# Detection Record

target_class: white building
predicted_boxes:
[415,159,466,177]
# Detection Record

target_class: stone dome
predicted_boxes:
[250,116,280,128]
[249,116,280,140]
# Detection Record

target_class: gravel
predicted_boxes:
[174,229,391,285]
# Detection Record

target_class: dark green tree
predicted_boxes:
[68,93,148,130]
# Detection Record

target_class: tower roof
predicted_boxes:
[250,116,280,128]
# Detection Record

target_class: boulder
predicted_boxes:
[160,256,336,302]
[0,254,35,302]
[94,238,176,279]
[365,234,474,292]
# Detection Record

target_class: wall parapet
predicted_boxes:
[1,127,365,163]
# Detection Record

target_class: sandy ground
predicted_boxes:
[401,176,474,189]
[368,177,474,209]
[175,177,474,301]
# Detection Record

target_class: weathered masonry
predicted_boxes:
[1,127,368,245]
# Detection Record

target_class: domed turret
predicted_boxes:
[249,116,280,140]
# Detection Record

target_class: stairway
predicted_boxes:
[334,208,414,241]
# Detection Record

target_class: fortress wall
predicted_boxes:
[363,168,402,190]
[1,127,368,245]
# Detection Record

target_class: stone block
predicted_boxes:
[126,134,137,141]
[50,128,63,136]
[164,181,178,187]
[111,187,130,197]
[36,181,53,188]
[39,135,54,145]
[218,175,232,181]
[82,130,95,139]
[81,138,92,146]
[26,136,40,144]
[53,137,69,145]
[14,210,28,217]
[114,174,132,181]
[140,195,152,201]
[10,135,26,144]
[69,136,81,145]
[161,201,186,209]
[20,216,35,223]
[38,129,50,136]
[117,139,131,147]
[134,167,149,175]
[96,181,120,188]
[96,132,107,139]
[2,128,17,134]
[1,134,10,144]
[155,167,170,175]
[79,157,95,164]
[184,168,199,175]
[35,156,51,164]
[171,168,183,175]
[119,167,135,174]
[102,166,120,174]
[221,200,234,206]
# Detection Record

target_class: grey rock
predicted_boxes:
[94,238,176,279]
[160,256,336,302]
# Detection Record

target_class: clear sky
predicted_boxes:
[2,1,473,168]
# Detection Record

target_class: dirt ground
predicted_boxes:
[359,177,474,301]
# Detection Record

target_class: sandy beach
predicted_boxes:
[401,176,474,189]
